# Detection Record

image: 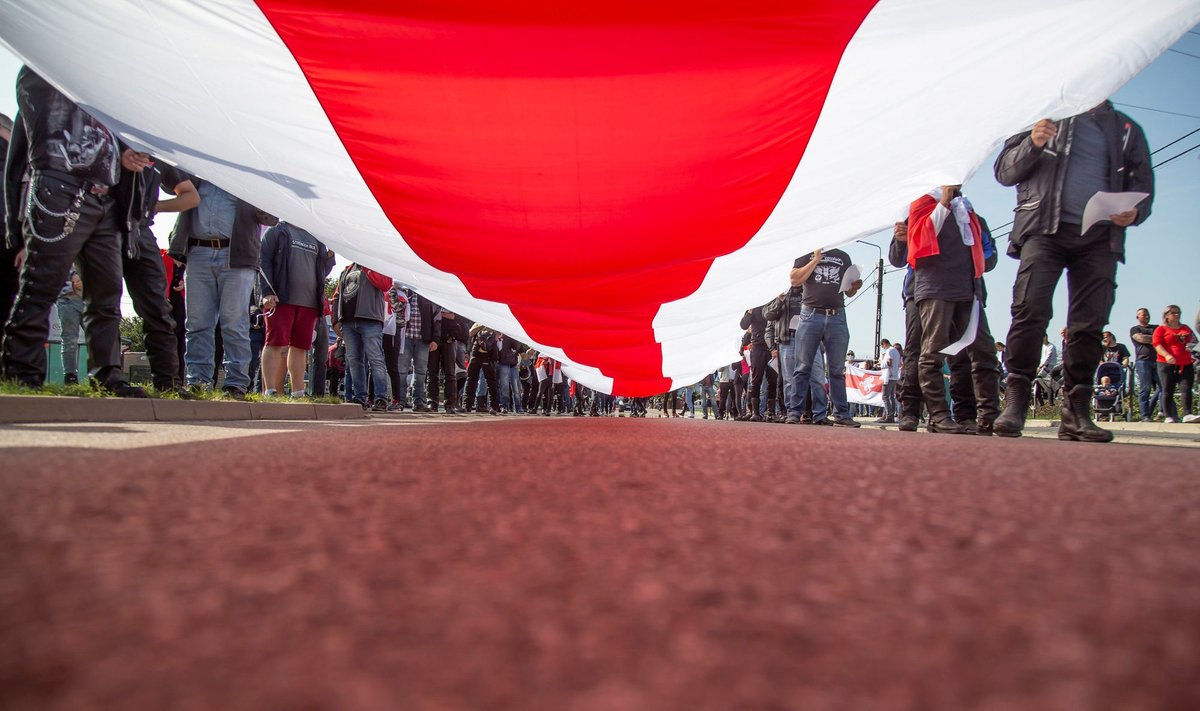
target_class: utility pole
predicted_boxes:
[875,255,884,364]
[856,240,884,364]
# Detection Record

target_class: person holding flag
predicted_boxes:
[905,186,1000,435]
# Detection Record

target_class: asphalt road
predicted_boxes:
[2,416,1198,710]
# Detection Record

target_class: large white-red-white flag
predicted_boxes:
[1,1,1196,394]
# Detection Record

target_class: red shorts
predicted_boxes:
[264,303,320,349]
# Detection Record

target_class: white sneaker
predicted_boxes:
[1164,417,1180,423]
[1183,414,1200,424]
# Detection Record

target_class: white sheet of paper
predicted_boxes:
[940,299,980,357]
[840,264,862,292]
[1081,191,1148,234]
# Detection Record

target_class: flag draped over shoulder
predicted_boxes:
[1,0,1196,395]
[906,193,985,278]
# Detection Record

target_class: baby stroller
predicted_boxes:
[1093,361,1128,422]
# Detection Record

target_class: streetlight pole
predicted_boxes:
[856,240,884,364]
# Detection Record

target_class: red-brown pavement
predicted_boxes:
[1,417,1198,711]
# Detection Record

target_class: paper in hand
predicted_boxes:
[1081,191,1148,234]
[840,264,862,293]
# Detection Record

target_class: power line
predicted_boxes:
[1167,48,1200,60]
[1153,141,1200,169]
[1114,102,1200,120]
[1153,126,1200,155]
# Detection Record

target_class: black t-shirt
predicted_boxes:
[794,249,852,309]
[1130,324,1157,362]
[1102,342,1130,364]
[16,67,120,186]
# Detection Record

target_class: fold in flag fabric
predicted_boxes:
[1,1,1196,395]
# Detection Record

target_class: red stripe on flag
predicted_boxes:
[257,1,877,394]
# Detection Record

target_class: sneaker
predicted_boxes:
[1164,416,1180,423]
[1183,414,1200,424]
[386,400,404,412]
[412,403,431,413]
[221,386,247,401]
[63,373,79,386]
[812,418,833,426]
[371,398,389,412]
[784,414,801,425]
[832,417,861,428]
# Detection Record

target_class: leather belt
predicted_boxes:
[807,307,839,316]
[38,169,113,198]
[189,238,231,248]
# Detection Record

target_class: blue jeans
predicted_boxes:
[1134,359,1158,419]
[784,339,828,420]
[183,247,256,391]
[687,384,716,417]
[788,308,850,420]
[343,319,388,404]
[57,295,85,379]
[397,337,430,406]
[497,364,521,411]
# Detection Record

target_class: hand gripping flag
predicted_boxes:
[1,1,1196,394]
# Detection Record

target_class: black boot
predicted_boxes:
[749,397,762,422]
[1058,385,1113,443]
[994,374,1031,438]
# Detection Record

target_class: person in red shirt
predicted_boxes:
[1152,304,1197,423]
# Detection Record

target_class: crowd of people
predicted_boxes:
[1,66,1196,440]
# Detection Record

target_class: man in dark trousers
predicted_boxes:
[3,67,149,395]
[739,302,778,421]
[993,102,1154,441]
[0,113,17,353]
[121,160,199,392]
[904,186,1001,435]
[463,323,501,414]
[427,307,462,414]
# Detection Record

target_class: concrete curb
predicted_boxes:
[0,395,366,424]
[858,419,1200,435]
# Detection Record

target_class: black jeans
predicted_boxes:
[308,315,328,396]
[917,299,1000,424]
[383,330,402,401]
[426,339,458,409]
[3,179,125,388]
[748,346,778,412]
[464,357,499,411]
[125,225,181,388]
[1157,362,1194,421]
[0,243,20,353]
[1005,225,1118,390]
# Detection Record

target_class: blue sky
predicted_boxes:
[1,27,1197,359]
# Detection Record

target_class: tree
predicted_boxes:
[119,316,146,352]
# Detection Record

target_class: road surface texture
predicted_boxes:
[2,417,1198,710]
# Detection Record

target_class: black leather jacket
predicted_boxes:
[993,102,1153,262]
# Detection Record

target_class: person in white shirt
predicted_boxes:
[876,339,902,423]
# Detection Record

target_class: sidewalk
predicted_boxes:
[0,394,365,424]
